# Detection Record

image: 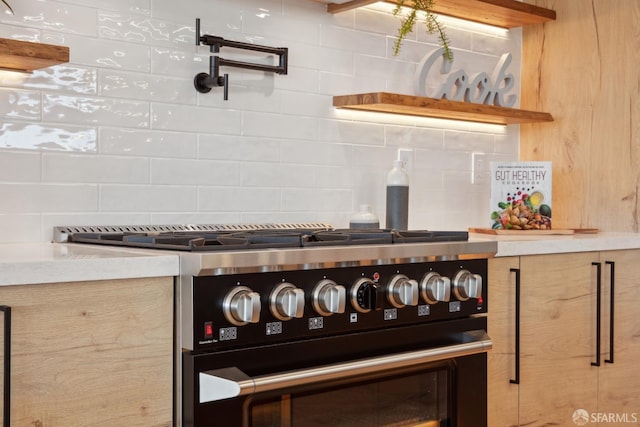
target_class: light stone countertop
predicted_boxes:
[469,231,640,257]
[0,243,179,286]
[1,233,639,286]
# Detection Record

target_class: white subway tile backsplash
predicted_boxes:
[56,0,150,15]
[0,88,41,120]
[494,130,520,155]
[100,128,197,158]
[242,111,317,141]
[385,126,444,150]
[0,0,521,240]
[0,66,97,95]
[241,162,317,188]
[0,214,44,242]
[0,183,97,213]
[100,184,196,211]
[198,187,281,212]
[243,8,319,46]
[321,25,386,57]
[282,188,352,212]
[442,130,496,152]
[279,91,328,117]
[318,118,385,146]
[43,94,150,128]
[198,135,280,162]
[196,84,284,114]
[275,67,320,93]
[98,12,191,47]
[98,69,196,105]
[152,47,203,78]
[0,123,97,152]
[0,23,41,41]
[151,103,241,134]
[6,1,98,36]
[150,212,240,225]
[287,43,353,74]
[0,151,41,182]
[151,158,240,185]
[354,8,400,36]
[354,54,415,80]
[280,140,331,165]
[60,33,151,72]
[45,212,151,229]
[43,153,149,183]
[416,24,473,53]
[414,149,470,172]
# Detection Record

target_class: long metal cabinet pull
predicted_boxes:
[199,330,492,403]
[509,268,520,385]
[592,262,602,367]
[0,306,10,427]
[605,261,615,364]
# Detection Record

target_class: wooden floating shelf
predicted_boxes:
[333,92,554,125]
[0,38,69,72]
[314,0,556,28]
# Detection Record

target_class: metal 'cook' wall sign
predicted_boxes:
[414,48,517,107]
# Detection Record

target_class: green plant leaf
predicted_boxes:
[393,0,452,62]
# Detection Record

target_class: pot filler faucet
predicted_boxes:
[194,18,289,100]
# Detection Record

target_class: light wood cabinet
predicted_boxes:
[596,250,640,420]
[487,256,519,427]
[488,250,640,426]
[521,1,640,232]
[0,277,174,427]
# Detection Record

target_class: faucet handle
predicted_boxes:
[222,73,228,100]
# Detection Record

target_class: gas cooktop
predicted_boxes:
[54,224,469,252]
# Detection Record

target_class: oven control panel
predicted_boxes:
[191,258,487,352]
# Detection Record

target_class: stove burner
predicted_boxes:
[67,228,469,252]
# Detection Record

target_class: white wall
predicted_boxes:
[0,0,520,242]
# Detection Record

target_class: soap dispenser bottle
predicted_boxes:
[349,204,380,229]
[385,159,409,230]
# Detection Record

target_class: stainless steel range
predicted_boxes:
[55,224,497,427]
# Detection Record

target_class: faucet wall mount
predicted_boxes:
[194,18,289,100]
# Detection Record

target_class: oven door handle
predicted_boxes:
[199,329,492,403]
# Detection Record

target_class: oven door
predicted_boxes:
[183,317,490,427]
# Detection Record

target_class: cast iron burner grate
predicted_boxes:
[64,227,468,252]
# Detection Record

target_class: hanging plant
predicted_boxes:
[393,0,452,62]
[1,0,13,14]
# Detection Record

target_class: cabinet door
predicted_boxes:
[0,277,173,427]
[487,256,520,427]
[519,252,599,426]
[597,250,640,420]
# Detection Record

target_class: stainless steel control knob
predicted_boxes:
[222,286,261,326]
[452,270,483,301]
[420,272,451,304]
[270,282,305,320]
[351,278,382,313]
[387,274,419,308]
[312,279,346,316]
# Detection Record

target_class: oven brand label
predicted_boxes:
[266,321,283,335]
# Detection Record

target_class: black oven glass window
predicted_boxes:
[249,367,451,427]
